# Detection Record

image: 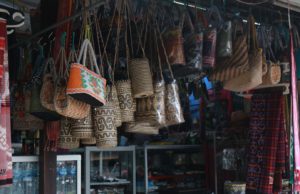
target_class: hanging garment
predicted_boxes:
[291,29,300,191]
[0,19,13,187]
[246,91,287,193]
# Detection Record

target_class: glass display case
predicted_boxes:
[0,155,81,194]
[84,146,136,194]
[137,145,205,194]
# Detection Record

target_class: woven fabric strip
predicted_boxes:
[0,19,12,187]
[246,91,286,193]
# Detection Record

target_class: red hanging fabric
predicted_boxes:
[291,29,300,191]
[0,19,12,187]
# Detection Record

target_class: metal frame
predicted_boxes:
[84,146,136,194]
[12,155,82,194]
[143,145,202,194]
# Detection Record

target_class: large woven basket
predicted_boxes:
[129,57,154,98]
[109,85,122,127]
[93,103,118,148]
[71,110,93,138]
[58,117,80,149]
[54,80,91,119]
[115,80,136,123]
[165,82,185,126]
[135,80,166,126]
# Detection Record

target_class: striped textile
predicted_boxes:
[246,91,287,193]
[0,19,12,187]
[210,35,249,82]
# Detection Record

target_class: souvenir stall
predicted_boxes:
[0,0,300,194]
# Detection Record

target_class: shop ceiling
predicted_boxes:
[7,0,300,50]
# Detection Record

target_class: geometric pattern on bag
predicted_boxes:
[93,102,117,148]
[58,117,80,149]
[165,82,185,126]
[115,80,136,123]
[70,110,93,139]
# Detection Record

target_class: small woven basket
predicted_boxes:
[71,110,93,138]
[58,117,80,149]
[115,80,136,123]
[93,103,118,148]
[129,57,154,98]
[262,62,281,85]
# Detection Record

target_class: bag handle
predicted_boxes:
[43,57,57,80]
[156,21,174,80]
[55,32,68,80]
[154,27,163,80]
[77,39,101,75]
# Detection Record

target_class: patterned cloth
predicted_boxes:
[246,91,287,194]
[0,19,12,187]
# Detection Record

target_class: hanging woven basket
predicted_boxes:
[129,57,154,98]
[163,28,186,66]
[40,58,56,111]
[93,102,118,148]
[115,80,136,122]
[54,80,91,119]
[58,117,80,149]
[71,110,93,138]
[165,81,185,126]
[135,80,166,126]
[109,85,122,127]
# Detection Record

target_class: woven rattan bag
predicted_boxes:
[54,43,90,119]
[116,80,136,122]
[135,30,166,126]
[58,117,80,149]
[129,57,154,98]
[40,57,56,111]
[93,87,117,148]
[158,27,184,126]
[71,109,93,138]
[224,15,263,92]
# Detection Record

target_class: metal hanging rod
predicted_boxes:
[8,0,106,50]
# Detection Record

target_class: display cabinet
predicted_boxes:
[0,155,81,194]
[137,145,205,194]
[84,146,136,194]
